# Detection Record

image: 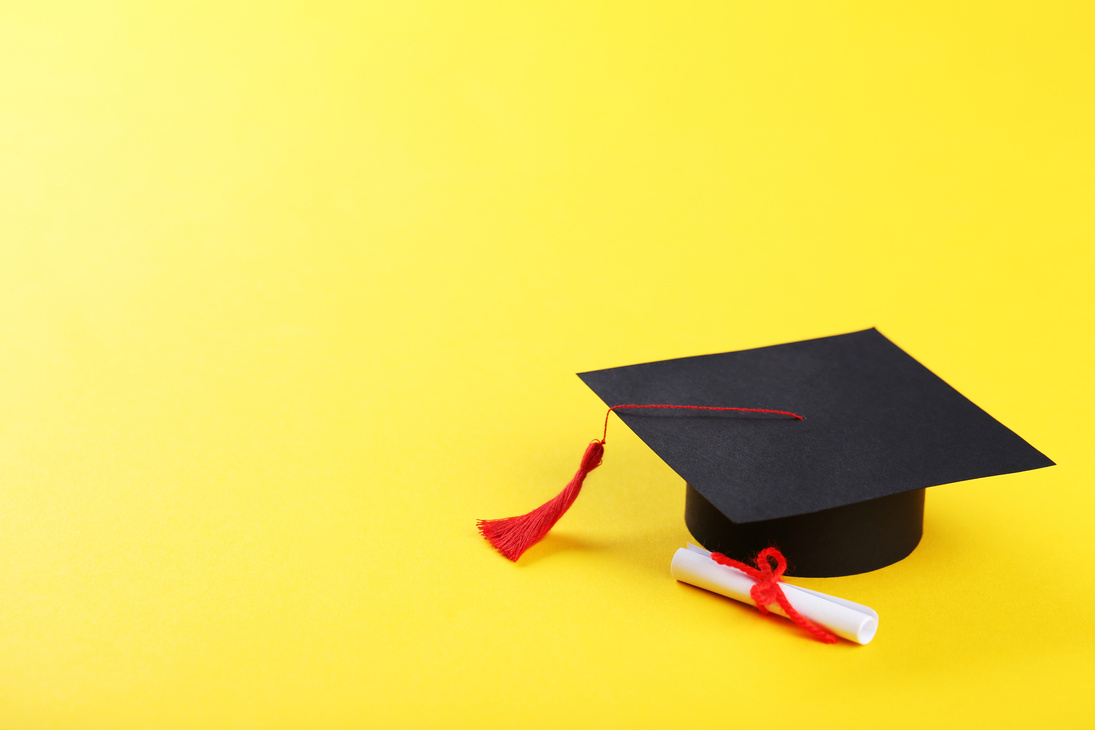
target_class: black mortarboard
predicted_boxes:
[574,328,1054,576]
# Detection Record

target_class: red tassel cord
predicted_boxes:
[477,404,803,562]
[476,439,605,561]
[710,548,839,644]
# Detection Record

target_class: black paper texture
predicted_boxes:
[578,328,1054,525]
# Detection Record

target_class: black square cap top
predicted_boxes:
[578,328,1054,525]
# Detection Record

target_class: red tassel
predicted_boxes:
[478,404,801,562]
[477,439,605,561]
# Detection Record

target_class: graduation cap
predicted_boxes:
[479,329,1054,577]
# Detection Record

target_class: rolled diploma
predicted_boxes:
[671,544,879,645]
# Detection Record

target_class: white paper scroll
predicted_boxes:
[670,544,879,645]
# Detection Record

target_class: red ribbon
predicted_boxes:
[710,548,839,644]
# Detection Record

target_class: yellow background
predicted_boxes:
[2,2,1093,727]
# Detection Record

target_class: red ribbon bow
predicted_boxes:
[710,548,838,644]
